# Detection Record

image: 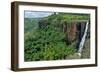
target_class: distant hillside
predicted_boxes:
[24,18,39,32]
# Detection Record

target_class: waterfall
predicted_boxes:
[78,21,89,56]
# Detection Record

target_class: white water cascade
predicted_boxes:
[78,21,89,56]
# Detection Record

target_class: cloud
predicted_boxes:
[24,11,53,18]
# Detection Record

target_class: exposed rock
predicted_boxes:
[66,53,81,59]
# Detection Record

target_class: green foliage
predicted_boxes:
[46,13,90,22]
[24,29,76,61]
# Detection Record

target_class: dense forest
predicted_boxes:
[24,12,90,61]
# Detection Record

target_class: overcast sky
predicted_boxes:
[24,11,53,18]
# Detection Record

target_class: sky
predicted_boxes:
[24,11,54,18]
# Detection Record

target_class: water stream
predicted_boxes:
[78,21,89,56]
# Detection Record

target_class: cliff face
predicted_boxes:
[60,21,87,47]
[66,22,77,43]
